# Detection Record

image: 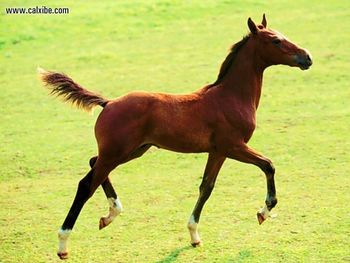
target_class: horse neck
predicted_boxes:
[220,41,266,109]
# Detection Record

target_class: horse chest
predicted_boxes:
[220,107,257,141]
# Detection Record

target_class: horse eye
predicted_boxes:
[272,39,281,45]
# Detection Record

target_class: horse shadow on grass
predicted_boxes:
[156,245,192,263]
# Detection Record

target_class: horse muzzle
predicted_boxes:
[295,50,313,70]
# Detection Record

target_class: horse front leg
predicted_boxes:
[227,144,277,224]
[188,153,226,247]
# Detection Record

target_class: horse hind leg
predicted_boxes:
[87,156,121,230]
[99,177,122,230]
[57,157,118,260]
[97,144,152,230]
[58,168,96,260]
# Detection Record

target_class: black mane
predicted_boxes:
[209,35,250,87]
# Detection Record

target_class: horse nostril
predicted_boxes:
[307,54,312,64]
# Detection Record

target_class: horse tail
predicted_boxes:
[38,68,109,111]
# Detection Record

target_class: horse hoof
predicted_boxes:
[257,212,266,225]
[191,241,202,247]
[99,217,111,230]
[99,217,107,230]
[57,252,68,260]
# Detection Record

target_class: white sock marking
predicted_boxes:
[187,215,201,244]
[102,197,122,225]
[57,228,71,254]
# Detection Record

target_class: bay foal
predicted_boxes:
[40,15,312,259]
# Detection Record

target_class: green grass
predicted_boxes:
[1,0,349,262]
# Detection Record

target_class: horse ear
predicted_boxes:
[262,13,267,28]
[248,17,258,35]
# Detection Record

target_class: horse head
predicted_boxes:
[248,14,312,70]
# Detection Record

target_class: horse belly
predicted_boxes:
[152,132,211,153]
[148,117,212,153]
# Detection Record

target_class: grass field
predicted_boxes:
[1,1,349,262]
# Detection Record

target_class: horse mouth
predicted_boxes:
[296,53,312,70]
[298,63,311,70]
